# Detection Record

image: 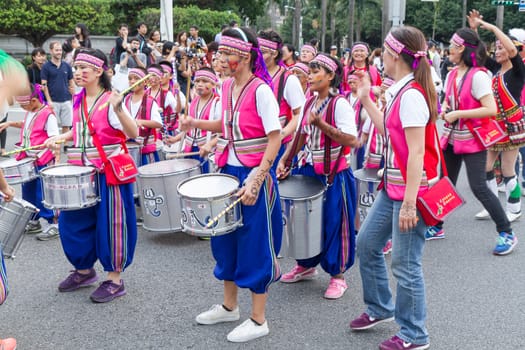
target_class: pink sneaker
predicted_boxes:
[382,239,392,255]
[280,265,318,283]
[0,337,16,350]
[324,277,348,299]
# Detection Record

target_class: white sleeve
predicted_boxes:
[210,100,222,121]
[109,104,133,130]
[399,89,429,128]
[255,84,281,134]
[45,114,60,137]
[164,91,177,111]
[362,117,372,134]
[150,101,163,124]
[334,98,357,137]
[471,70,493,101]
[177,91,187,111]
[283,74,306,110]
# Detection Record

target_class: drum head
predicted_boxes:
[354,168,381,182]
[139,159,200,176]
[0,158,27,167]
[42,165,94,176]
[178,174,239,198]
[279,175,325,199]
[162,142,180,153]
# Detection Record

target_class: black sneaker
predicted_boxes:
[25,220,42,234]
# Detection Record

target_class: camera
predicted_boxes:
[131,48,138,54]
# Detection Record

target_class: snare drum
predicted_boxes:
[0,158,37,185]
[279,175,325,259]
[178,173,242,237]
[353,168,381,225]
[0,198,38,259]
[126,143,142,197]
[137,159,201,232]
[161,142,181,160]
[40,165,99,210]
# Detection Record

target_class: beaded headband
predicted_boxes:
[291,62,310,76]
[219,35,253,58]
[311,54,338,73]
[258,38,279,52]
[74,53,104,70]
[301,44,317,56]
[352,44,369,54]
[451,33,478,48]
[147,67,164,78]
[160,64,173,73]
[15,95,32,105]
[129,68,146,79]
[194,70,218,84]
[385,32,427,59]
[347,74,359,82]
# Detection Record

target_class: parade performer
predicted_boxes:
[0,83,60,240]
[289,62,312,99]
[0,48,28,350]
[299,44,317,64]
[349,26,440,350]
[45,49,139,303]
[158,60,185,135]
[179,27,282,343]
[467,10,525,226]
[124,67,163,165]
[258,30,305,169]
[277,53,358,300]
[343,41,382,93]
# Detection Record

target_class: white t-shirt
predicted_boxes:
[129,98,162,125]
[444,69,493,106]
[386,73,429,128]
[161,89,187,113]
[24,110,60,137]
[226,83,281,166]
[283,74,306,110]
[108,104,133,130]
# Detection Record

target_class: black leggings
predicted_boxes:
[443,144,511,233]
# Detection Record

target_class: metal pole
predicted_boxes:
[462,0,467,28]
[496,5,504,30]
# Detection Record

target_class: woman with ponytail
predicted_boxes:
[349,26,439,350]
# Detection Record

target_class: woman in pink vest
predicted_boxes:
[277,53,359,300]
[467,10,525,227]
[44,49,139,303]
[123,67,163,165]
[0,83,59,240]
[179,27,282,343]
[426,28,517,255]
[349,26,439,350]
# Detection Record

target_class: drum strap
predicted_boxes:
[324,96,344,185]
[284,97,316,170]
[85,112,130,164]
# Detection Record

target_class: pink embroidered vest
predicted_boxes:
[16,105,55,166]
[184,95,218,152]
[124,94,157,154]
[272,67,293,144]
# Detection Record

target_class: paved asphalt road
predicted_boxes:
[0,108,524,349]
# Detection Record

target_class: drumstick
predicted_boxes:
[205,197,242,229]
[98,73,153,111]
[177,72,192,154]
[165,151,200,159]
[4,140,66,156]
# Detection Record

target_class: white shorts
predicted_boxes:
[53,101,72,128]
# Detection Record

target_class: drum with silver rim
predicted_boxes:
[353,167,381,224]
[40,164,99,210]
[177,173,242,237]
[279,175,325,259]
[0,157,37,185]
[137,159,201,232]
[126,142,142,197]
[0,198,39,258]
[160,142,181,160]
[207,153,218,173]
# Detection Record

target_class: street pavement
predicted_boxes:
[0,108,524,349]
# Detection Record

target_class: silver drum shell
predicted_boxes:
[353,168,381,223]
[137,159,201,232]
[0,157,37,185]
[279,175,325,260]
[0,198,39,258]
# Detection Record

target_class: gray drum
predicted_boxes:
[207,153,218,173]
[353,168,381,224]
[161,142,181,160]
[177,174,242,237]
[279,175,325,259]
[0,157,37,185]
[137,159,201,232]
[0,198,39,258]
[40,165,99,210]
[126,143,142,198]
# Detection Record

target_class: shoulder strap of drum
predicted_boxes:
[284,96,316,170]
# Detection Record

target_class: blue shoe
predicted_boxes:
[424,226,444,240]
[493,232,517,256]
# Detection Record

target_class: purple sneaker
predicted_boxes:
[58,269,98,292]
[350,312,394,331]
[90,280,126,303]
[379,335,429,350]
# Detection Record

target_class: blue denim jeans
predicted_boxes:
[357,190,429,345]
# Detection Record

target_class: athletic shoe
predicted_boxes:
[90,280,126,303]
[226,319,269,343]
[0,337,17,350]
[424,226,444,240]
[493,232,518,256]
[323,277,348,299]
[350,312,394,331]
[58,269,98,292]
[25,220,42,234]
[379,335,429,350]
[382,239,393,255]
[475,209,490,220]
[506,211,521,223]
[195,304,240,325]
[36,224,59,241]
[280,265,318,283]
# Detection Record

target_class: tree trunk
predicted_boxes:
[294,0,302,49]
[382,0,390,41]
[330,7,336,48]
[321,0,327,52]
[348,0,355,48]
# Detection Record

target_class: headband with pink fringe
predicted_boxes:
[310,54,338,73]
[147,67,164,78]
[129,68,146,79]
[194,70,218,84]
[301,44,317,56]
[219,35,253,58]
[352,43,369,54]
[291,62,310,76]
[258,38,279,51]
[384,32,427,69]
[74,53,105,70]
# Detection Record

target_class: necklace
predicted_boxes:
[315,96,330,115]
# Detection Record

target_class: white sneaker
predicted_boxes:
[475,209,490,220]
[506,211,521,223]
[195,304,240,325]
[227,318,269,343]
[36,223,59,241]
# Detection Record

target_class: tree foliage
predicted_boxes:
[0,0,113,47]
